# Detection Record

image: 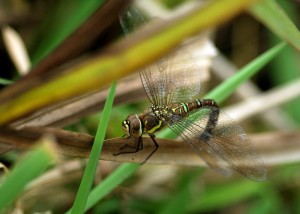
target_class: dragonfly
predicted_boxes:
[115,7,266,181]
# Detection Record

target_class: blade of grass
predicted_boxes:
[0,138,57,210]
[249,0,300,51]
[69,82,116,214]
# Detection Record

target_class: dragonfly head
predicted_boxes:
[122,114,142,138]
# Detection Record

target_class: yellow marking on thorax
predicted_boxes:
[147,120,163,133]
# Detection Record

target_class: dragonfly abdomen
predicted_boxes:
[170,99,218,116]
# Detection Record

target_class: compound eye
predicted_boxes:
[122,120,130,134]
[122,114,142,136]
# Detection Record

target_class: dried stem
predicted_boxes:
[0,127,299,167]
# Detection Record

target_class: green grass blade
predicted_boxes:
[205,42,287,103]
[70,82,116,214]
[249,0,300,51]
[0,78,13,85]
[0,139,57,210]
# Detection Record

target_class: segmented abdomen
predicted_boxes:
[170,99,218,117]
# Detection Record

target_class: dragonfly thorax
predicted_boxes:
[122,108,167,139]
[141,109,165,134]
[150,105,169,119]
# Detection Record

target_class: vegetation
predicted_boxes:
[0,0,300,213]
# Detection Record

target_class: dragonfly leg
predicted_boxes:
[113,136,143,156]
[114,133,158,164]
[141,133,159,164]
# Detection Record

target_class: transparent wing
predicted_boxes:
[166,107,267,181]
[120,7,201,106]
[164,44,202,103]
[139,45,202,106]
